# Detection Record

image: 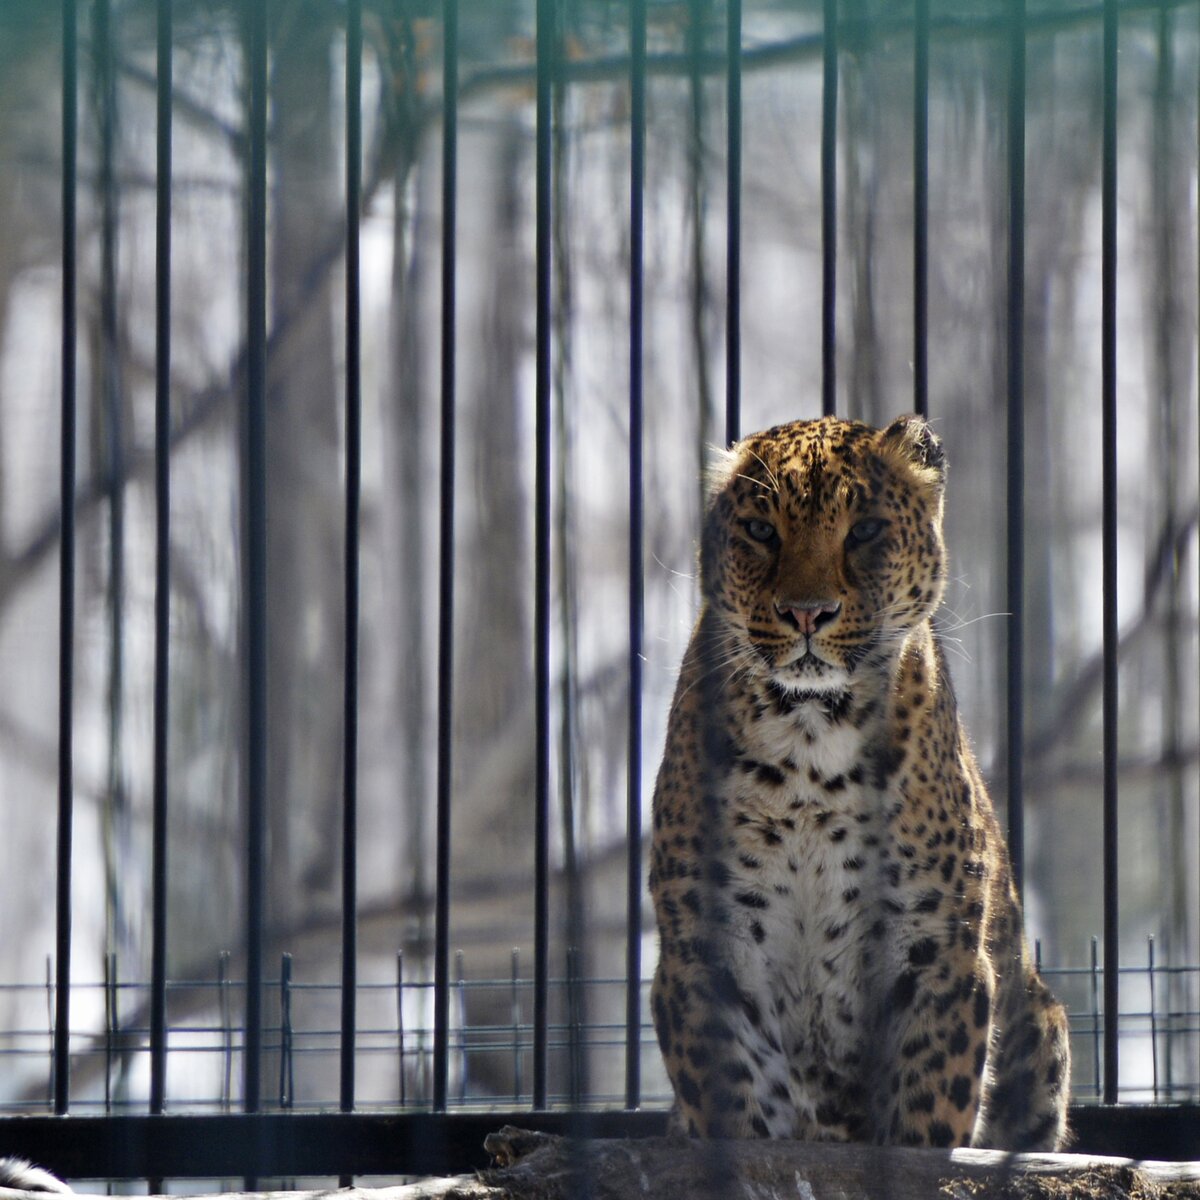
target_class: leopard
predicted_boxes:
[649,414,1069,1151]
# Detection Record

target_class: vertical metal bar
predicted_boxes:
[534,0,554,1112]
[1149,936,1159,1101]
[725,0,741,445]
[456,949,467,1105]
[1101,0,1120,1106]
[913,0,929,419]
[512,947,522,1103]
[1005,0,1026,900]
[625,0,646,1114]
[279,954,293,1109]
[219,951,233,1110]
[340,0,363,1124]
[44,957,54,1110]
[1090,935,1102,1098]
[242,0,269,1119]
[820,0,838,416]
[54,0,78,1119]
[433,0,458,1116]
[394,951,407,1107]
[104,952,116,1114]
[149,0,173,1120]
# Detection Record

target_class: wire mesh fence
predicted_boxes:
[4,939,1198,1116]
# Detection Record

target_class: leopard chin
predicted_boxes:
[767,645,852,693]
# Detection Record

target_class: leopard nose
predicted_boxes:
[777,599,842,636]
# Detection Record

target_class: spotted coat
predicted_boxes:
[649,415,1069,1150]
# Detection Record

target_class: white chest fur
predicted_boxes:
[718,695,904,1085]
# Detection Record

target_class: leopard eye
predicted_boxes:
[848,517,885,546]
[742,518,777,544]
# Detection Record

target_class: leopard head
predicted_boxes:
[701,414,947,694]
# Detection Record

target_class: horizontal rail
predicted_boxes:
[0,1107,1197,1180]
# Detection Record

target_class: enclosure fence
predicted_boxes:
[0,0,1198,1184]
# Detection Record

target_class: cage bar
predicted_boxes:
[1101,0,1120,1106]
[725,0,741,445]
[242,0,270,1119]
[821,0,838,416]
[396,951,406,1108]
[433,0,458,1116]
[340,0,363,1123]
[219,951,233,1110]
[1005,0,1027,898]
[913,0,929,419]
[533,0,554,1111]
[511,948,523,1103]
[625,0,646,1113]
[1091,936,1102,1097]
[149,0,172,1120]
[104,953,117,1114]
[54,0,78,1120]
[280,955,294,1110]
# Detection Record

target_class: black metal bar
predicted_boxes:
[1148,936,1159,1101]
[533,0,554,1112]
[1005,0,1026,899]
[1,1107,1197,1181]
[1091,935,1102,1096]
[725,0,741,445]
[511,947,522,1103]
[340,0,363,1123]
[456,949,467,1106]
[219,950,233,1110]
[821,0,838,416]
[1101,0,1120,1106]
[54,0,78,1120]
[279,954,294,1110]
[433,0,458,1116]
[243,0,269,1119]
[395,950,406,1108]
[104,952,116,1114]
[913,0,929,419]
[149,0,172,1120]
[625,0,646,1114]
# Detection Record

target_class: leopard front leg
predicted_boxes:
[870,942,994,1148]
[652,954,797,1138]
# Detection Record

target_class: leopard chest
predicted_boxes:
[718,705,906,1074]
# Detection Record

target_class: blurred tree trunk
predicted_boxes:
[448,104,537,1096]
[381,7,430,926]
[265,6,343,928]
[1147,4,1196,1091]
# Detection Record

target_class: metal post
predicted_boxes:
[1101,0,1120,1106]
[242,0,269,1119]
[625,0,646,1113]
[821,0,838,416]
[1005,0,1027,899]
[54,0,79,1119]
[725,0,741,445]
[533,0,555,1111]
[149,0,173,1120]
[433,0,459,1115]
[341,0,363,1123]
[913,0,929,419]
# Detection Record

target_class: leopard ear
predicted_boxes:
[881,414,946,480]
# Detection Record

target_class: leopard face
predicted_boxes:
[701,415,948,695]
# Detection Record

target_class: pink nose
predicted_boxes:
[777,600,842,636]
